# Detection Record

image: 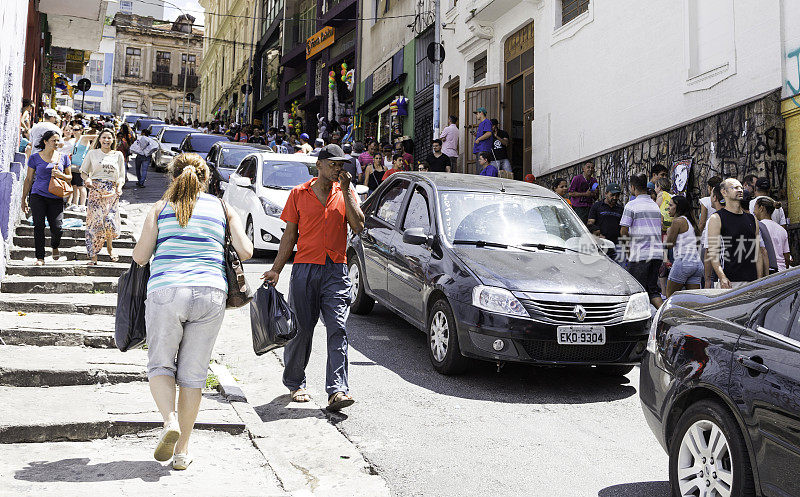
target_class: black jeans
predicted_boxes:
[29,193,64,260]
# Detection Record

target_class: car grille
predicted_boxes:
[520,299,627,325]
[520,340,632,362]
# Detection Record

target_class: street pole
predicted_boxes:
[244,0,258,125]
[432,0,441,140]
[81,91,86,113]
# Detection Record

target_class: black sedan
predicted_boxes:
[173,133,230,160]
[204,141,274,197]
[640,268,800,497]
[347,172,652,375]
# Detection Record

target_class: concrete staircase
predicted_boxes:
[0,205,284,494]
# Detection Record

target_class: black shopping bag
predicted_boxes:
[250,284,297,355]
[115,262,150,351]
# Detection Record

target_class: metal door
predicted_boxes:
[464,84,500,174]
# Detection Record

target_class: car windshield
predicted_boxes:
[438,191,597,253]
[262,161,318,189]
[161,129,193,144]
[187,135,228,153]
[220,147,260,168]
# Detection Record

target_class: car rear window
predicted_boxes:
[161,129,193,144]
[261,161,317,189]
[221,147,261,168]
[187,135,229,153]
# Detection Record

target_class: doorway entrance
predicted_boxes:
[504,22,534,179]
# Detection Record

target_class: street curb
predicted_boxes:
[0,367,144,387]
[0,327,116,348]
[209,360,390,497]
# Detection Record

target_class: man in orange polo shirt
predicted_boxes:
[262,144,365,411]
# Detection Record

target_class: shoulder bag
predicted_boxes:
[48,152,74,198]
[220,199,253,308]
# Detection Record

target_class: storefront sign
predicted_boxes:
[66,49,86,75]
[306,27,335,59]
[373,59,393,92]
[51,47,67,73]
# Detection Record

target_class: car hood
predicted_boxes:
[452,246,642,296]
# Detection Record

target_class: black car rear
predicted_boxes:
[640,268,800,497]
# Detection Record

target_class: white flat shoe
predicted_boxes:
[153,420,181,462]
[172,452,193,470]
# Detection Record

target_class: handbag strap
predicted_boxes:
[219,198,232,246]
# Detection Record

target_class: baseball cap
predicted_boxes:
[317,144,351,162]
[43,108,59,118]
[473,107,487,114]
[342,143,353,153]
[606,182,622,194]
[755,177,770,191]
[300,133,309,140]
[314,138,325,146]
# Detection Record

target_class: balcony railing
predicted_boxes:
[178,73,198,88]
[152,71,173,86]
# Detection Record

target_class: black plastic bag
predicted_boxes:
[115,262,150,351]
[250,284,297,355]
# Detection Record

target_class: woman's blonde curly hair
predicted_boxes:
[163,153,210,227]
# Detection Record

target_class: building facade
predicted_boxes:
[112,13,203,121]
[198,0,259,123]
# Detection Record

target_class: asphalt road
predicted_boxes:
[227,253,671,497]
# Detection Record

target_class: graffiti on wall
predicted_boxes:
[539,90,788,212]
[788,46,800,108]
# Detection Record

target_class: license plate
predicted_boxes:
[557,326,606,345]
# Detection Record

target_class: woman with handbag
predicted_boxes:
[80,129,125,265]
[132,153,253,470]
[20,130,72,266]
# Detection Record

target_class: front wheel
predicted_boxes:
[347,256,374,315]
[427,298,468,375]
[669,399,755,497]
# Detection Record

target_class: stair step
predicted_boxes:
[0,383,244,443]
[0,311,115,347]
[15,224,134,239]
[1,275,119,294]
[13,236,136,249]
[0,345,146,387]
[4,261,129,278]
[0,293,117,315]
[10,247,133,264]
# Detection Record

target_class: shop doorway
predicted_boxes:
[504,22,534,178]
[464,84,500,174]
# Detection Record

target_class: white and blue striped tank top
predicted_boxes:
[147,193,227,295]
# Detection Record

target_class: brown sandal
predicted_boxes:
[290,389,311,403]
[327,392,355,411]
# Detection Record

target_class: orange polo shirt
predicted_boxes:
[281,178,354,264]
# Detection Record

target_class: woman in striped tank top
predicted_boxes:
[133,153,253,470]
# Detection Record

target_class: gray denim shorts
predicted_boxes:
[145,286,226,388]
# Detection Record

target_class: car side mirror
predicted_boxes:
[171,146,180,152]
[231,175,251,188]
[597,237,616,255]
[403,227,430,246]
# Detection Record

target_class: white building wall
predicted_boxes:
[440,0,785,176]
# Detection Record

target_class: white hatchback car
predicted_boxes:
[223,152,367,251]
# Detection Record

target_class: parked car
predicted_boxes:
[153,126,195,171]
[222,152,367,251]
[134,117,163,134]
[640,268,800,497]
[123,112,147,125]
[173,133,230,160]
[145,123,169,139]
[205,141,273,184]
[347,172,651,375]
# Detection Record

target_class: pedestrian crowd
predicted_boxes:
[555,161,795,308]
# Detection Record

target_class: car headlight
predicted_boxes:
[623,292,651,322]
[260,197,283,218]
[471,285,529,317]
[646,304,665,355]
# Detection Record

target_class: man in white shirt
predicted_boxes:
[29,108,62,154]
[439,115,459,172]
[129,128,159,188]
[749,177,787,227]
[754,196,792,271]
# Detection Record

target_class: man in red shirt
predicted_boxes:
[262,144,365,411]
